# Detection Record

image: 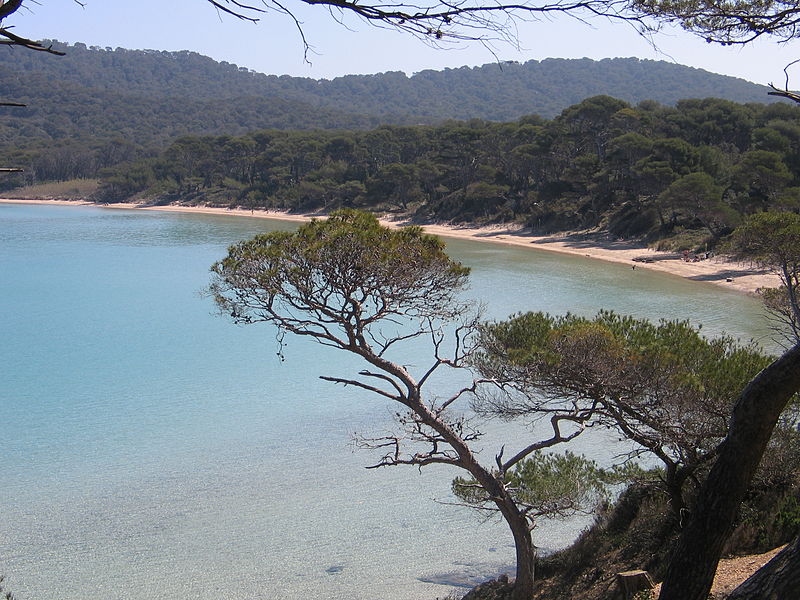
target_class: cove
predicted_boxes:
[0,203,771,600]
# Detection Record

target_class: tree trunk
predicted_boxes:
[727,535,800,600]
[464,464,536,600]
[506,508,536,600]
[408,395,537,600]
[658,343,800,600]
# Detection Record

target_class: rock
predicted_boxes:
[325,565,344,574]
[461,574,515,600]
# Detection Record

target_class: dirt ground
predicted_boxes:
[651,545,785,598]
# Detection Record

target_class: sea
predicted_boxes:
[0,203,773,600]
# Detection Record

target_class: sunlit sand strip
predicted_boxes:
[2,198,779,295]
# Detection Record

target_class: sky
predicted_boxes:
[9,0,800,86]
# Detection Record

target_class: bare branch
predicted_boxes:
[768,82,800,104]
[207,0,264,21]
[438,378,494,412]
[355,429,462,468]
[206,0,648,49]
[501,412,590,472]
[0,27,66,54]
[320,374,402,401]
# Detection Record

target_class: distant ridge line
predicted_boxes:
[1,41,775,125]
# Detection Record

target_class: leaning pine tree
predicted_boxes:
[209,209,608,600]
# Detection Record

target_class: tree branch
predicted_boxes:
[501,412,591,472]
[320,374,402,401]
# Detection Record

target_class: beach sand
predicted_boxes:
[2,198,780,295]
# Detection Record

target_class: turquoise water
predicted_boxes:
[0,203,770,599]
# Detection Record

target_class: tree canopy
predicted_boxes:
[210,210,643,600]
[633,0,800,44]
[658,341,800,600]
[80,95,800,256]
[210,209,471,338]
[474,310,775,515]
[728,211,800,343]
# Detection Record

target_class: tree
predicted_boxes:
[728,211,800,344]
[731,151,793,211]
[658,171,737,240]
[473,308,800,600]
[365,163,423,211]
[472,310,773,517]
[6,0,799,596]
[657,342,800,600]
[209,209,602,600]
[632,0,800,45]
[451,450,613,537]
[655,214,800,600]
[727,533,800,600]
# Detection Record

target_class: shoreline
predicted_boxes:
[1,198,779,295]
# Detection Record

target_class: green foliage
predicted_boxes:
[211,209,471,332]
[0,42,783,193]
[474,310,776,513]
[777,495,800,532]
[479,310,770,386]
[658,172,736,238]
[453,451,611,519]
[728,211,800,267]
[82,93,800,248]
[1,43,775,129]
[728,211,800,342]
[9,43,800,247]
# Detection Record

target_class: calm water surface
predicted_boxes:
[0,204,771,600]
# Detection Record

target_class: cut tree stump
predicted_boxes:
[614,570,655,599]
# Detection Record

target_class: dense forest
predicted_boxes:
[79,95,800,250]
[0,42,779,186]
[2,42,775,122]
[2,43,795,249]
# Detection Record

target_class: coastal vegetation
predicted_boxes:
[211,208,800,600]
[74,95,800,253]
[728,211,800,344]
[4,1,800,598]
[0,42,776,189]
[474,312,775,516]
[209,209,603,600]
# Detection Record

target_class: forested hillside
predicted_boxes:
[0,41,780,184]
[3,41,776,121]
[85,95,800,251]
[3,40,789,239]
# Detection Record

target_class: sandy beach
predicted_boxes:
[2,198,780,295]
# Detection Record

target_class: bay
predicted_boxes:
[0,203,770,599]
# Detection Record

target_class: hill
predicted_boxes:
[1,41,777,136]
[0,42,779,185]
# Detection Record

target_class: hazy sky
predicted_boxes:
[10,0,800,86]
